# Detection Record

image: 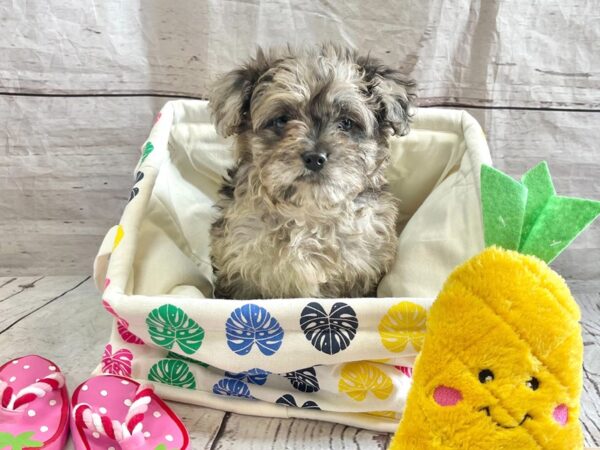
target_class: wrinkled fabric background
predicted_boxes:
[0,0,598,280]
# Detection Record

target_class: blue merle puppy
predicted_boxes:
[209,44,416,299]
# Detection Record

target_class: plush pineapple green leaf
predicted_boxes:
[520,195,600,263]
[519,161,556,247]
[480,165,528,250]
[481,162,600,263]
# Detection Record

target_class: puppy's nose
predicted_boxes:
[301,152,327,172]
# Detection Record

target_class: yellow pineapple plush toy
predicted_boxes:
[390,163,600,450]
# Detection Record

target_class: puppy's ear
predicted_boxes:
[358,56,417,137]
[209,48,274,137]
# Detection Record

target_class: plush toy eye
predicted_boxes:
[338,118,354,131]
[269,115,289,129]
[478,369,494,383]
[526,377,540,390]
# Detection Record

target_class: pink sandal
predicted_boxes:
[0,355,69,450]
[71,375,189,450]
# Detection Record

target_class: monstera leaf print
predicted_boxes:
[396,365,413,378]
[378,301,427,353]
[148,359,196,389]
[225,304,284,356]
[102,298,118,318]
[212,378,252,398]
[102,298,145,345]
[140,141,154,163]
[101,344,133,377]
[367,410,398,419]
[339,362,393,401]
[300,400,321,410]
[225,368,270,385]
[146,304,205,354]
[300,302,358,355]
[167,351,209,368]
[112,225,124,251]
[128,171,144,202]
[276,394,320,409]
[284,367,320,393]
[117,319,145,345]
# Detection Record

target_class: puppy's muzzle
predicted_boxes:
[302,152,327,172]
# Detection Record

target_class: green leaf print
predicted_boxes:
[148,359,197,389]
[146,304,205,354]
[140,141,154,163]
[167,351,209,368]
[0,431,43,449]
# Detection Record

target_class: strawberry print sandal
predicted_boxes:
[71,375,189,450]
[0,355,69,450]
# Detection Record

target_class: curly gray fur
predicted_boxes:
[209,43,416,299]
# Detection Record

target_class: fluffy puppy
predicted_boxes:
[209,43,416,299]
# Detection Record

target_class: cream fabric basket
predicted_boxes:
[93,100,491,432]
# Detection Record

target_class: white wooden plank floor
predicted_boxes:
[0,276,598,448]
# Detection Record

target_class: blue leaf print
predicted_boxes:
[225,368,270,385]
[212,378,253,399]
[300,302,358,355]
[225,304,284,356]
[284,367,320,393]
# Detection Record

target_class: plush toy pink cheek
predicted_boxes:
[433,386,463,406]
[553,404,568,426]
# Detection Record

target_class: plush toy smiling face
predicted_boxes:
[391,247,584,450]
[476,367,535,428]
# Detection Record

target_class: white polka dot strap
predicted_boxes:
[0,372,65,410]
[73,383,153,445]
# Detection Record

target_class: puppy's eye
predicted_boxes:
[269,115,289,129]
[478,369,494,384]
[338,118,354,132]
[526,377,539,391]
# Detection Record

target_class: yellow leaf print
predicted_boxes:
[378,301,427,353]
[367,410,398,419]
[112,225,124,251]
[339,362,393,402]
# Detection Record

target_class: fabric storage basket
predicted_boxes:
[93,100,491,432]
